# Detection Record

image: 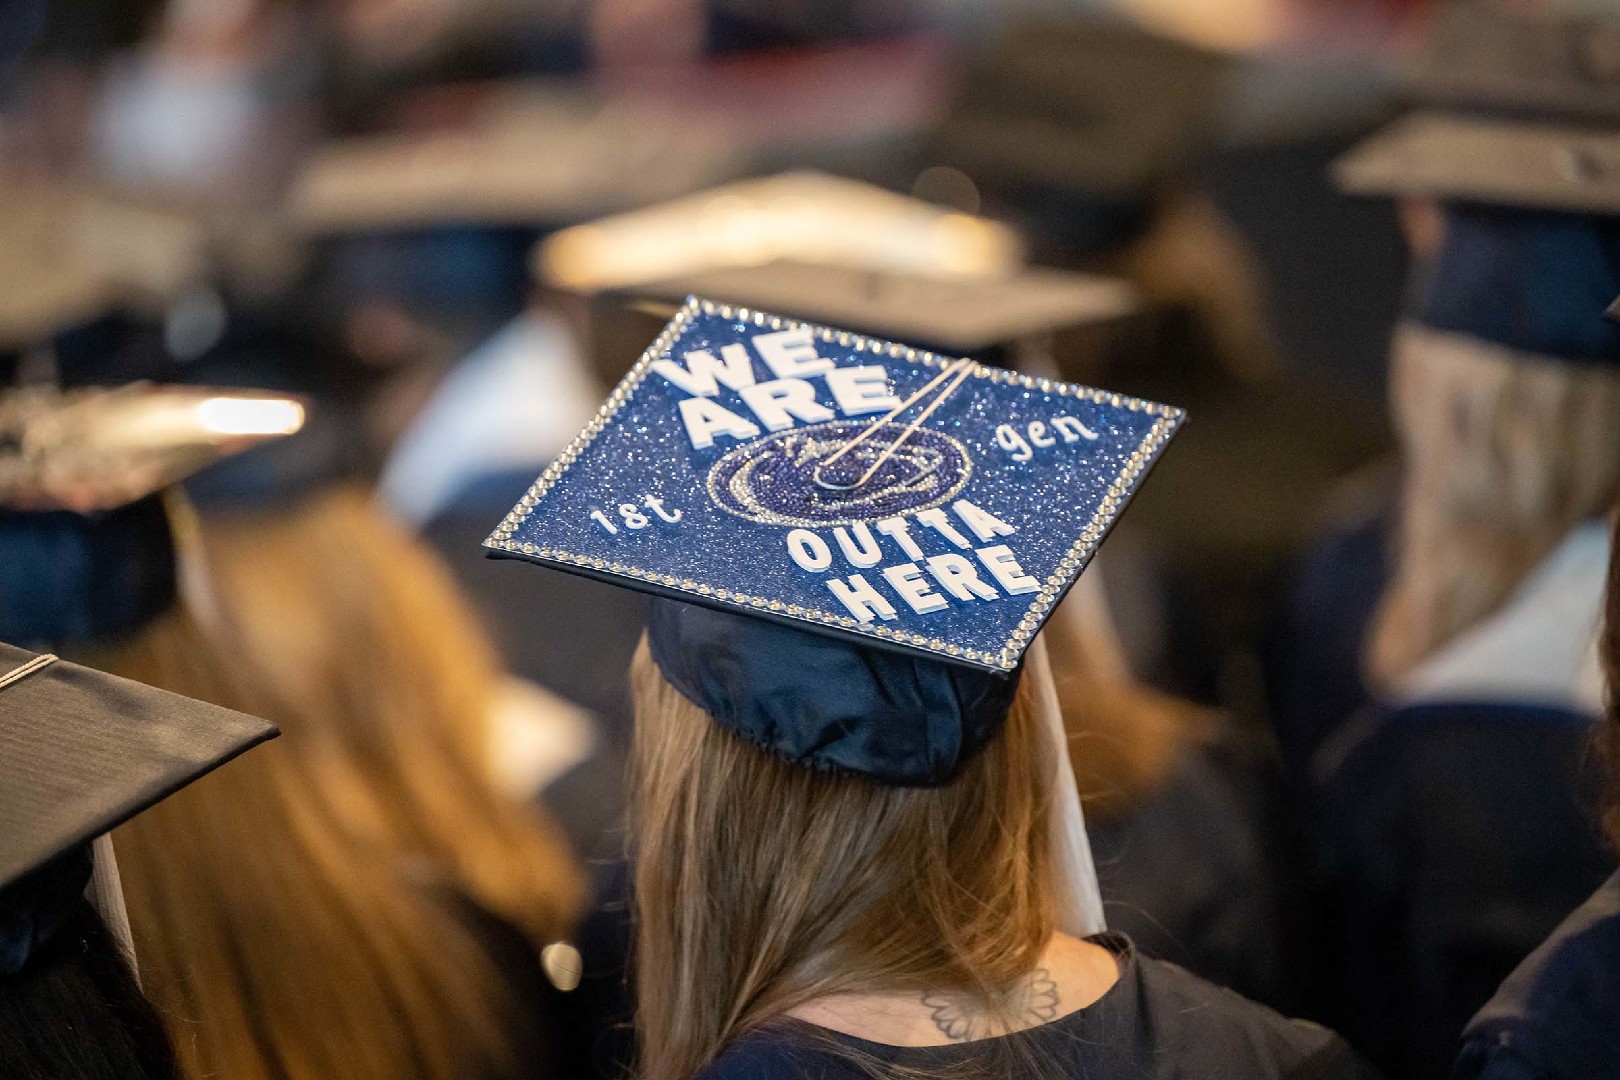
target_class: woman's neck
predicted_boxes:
[782,932,1121,1048]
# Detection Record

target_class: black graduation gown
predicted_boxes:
[1454,871,1620,1080]
[694,934,1382,1080]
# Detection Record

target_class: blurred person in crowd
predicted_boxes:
[1285,6,1620,1074]
[80,484,599,1080]
[0,385,280,1080]
[1453,507,1620,1080]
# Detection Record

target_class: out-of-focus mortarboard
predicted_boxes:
[537,171,1025,293]
[0,383,307,514]
[1406,2,1620,122]
[923,17,1235,250]
[486,298,1181,784]
[0,184,208,352]
[0,384,306,646]
[1335,4,1620,214]
[537,172,1137,360]
[0,645,275,974]
[287,85,741,234]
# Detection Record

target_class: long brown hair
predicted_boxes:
[629,639,1055,1080]
[1042,576,1214,819]
[83,486,584,1080]
[1369,326,1620,686]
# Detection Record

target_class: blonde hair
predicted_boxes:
[629,638,1055,1080]
[85,486,584,1080]
[1369,325,1620,686]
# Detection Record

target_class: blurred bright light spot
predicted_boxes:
[195,397,305,436]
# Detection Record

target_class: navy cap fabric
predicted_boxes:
[0,495,177,648]
[487,298,1182,783]
[647,598,1019,785]
[0,845,91,977]
[1414,203,1620,363]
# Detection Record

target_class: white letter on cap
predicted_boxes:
[827,574,898,623]
[677,398,761,450]
[825,366,900,417]
[926,554,1000,601]
[952,499,1017,543]
[915,508,972,549]
[753,328,834,379]
[1052,415,1099,442]
[737,378,834,432]
[975,545,1040,595]
[786,529,832,572]
[883,563,949,614]
[876,517,925,561]
[653,343,757,397]
[833,523,883,568]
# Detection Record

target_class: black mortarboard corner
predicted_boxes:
[488,298,1182,784]
[0,646,276,974]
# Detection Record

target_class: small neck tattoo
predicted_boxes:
[920,967,1061,1042]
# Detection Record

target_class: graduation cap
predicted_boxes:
[0,184,208,352]
[287,84,741,234]
[538,173,1137,366]
[0,645,276,973]
[1406,2,1620,124]
[1335,5,1620,214]
[0,383,307,513]
[486,298,1182,784]
[536,172,1026,294]
[0,384,306,646]
[922,15,1235,250]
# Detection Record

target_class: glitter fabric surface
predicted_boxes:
[487,298,1183,672]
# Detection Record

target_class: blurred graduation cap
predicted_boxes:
[0,184,208,353]
[0,384,305,646]
[0,644,276,973]
[287,84,741,234]
[537,172,1026,293]
[1335,4,1620,213]
[537,172,1137,362]
[1406,1,1620,123]
[486,297,1182,687]
[922,16,1236,252]
[1,383,307,514]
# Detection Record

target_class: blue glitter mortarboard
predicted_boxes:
[486,297,1182,677]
